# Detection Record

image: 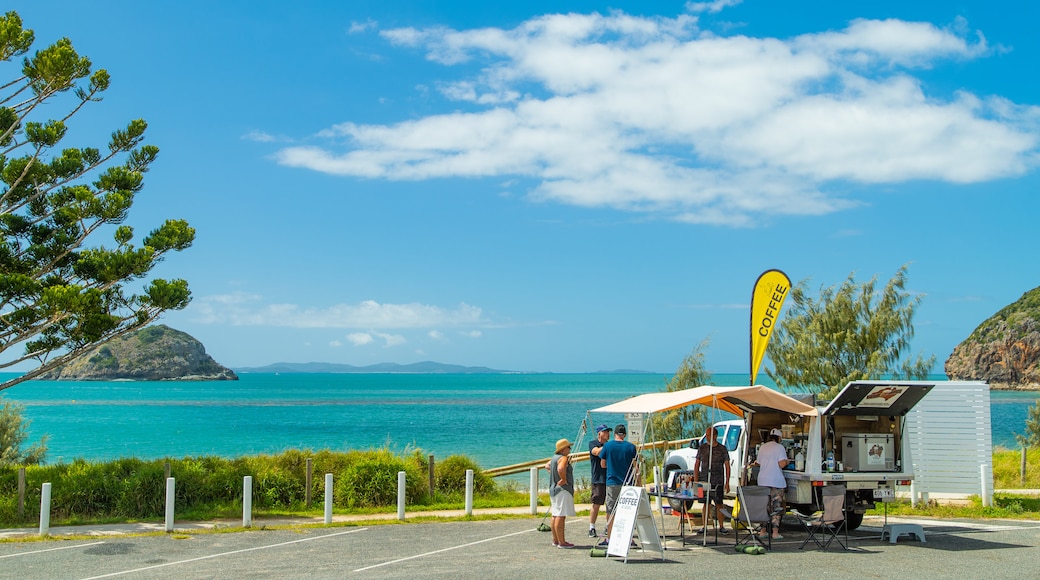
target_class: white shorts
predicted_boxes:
[550,490,577,517]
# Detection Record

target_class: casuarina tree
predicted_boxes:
[0,11,194,392]
[766,265,934,399]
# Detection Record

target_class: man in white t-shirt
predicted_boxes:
[752,427,789,540]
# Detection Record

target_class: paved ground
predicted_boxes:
[1,510,1039,579]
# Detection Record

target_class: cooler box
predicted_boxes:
[842,433,895,472]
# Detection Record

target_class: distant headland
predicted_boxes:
[39,325,237,381]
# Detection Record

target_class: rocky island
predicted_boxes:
[945,285,1040,389]
[41,325,237,381]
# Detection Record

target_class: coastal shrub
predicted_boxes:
[336,450,427,508]
[172,457,243,510]
[115,460,167,517]
[240,456,305,508]
[436,455,495,495]
[51,460,122,518]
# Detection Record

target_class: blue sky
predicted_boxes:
[5,0,1039,374]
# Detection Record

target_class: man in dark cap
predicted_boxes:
[597,423,637,546]
[588,424,612,537]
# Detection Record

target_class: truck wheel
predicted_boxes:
[845,511,863,530]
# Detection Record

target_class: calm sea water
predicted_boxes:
[2,373,1035,470]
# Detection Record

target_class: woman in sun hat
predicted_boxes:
[549,438,577,548]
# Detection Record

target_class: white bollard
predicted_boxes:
[981,464,991,507]
[165,477,175,532]
[397,471,406,521]
[465,469,474,516]
[39,483,51,536]
[653,466,662,510]
[243,476,253,528]
[529,467,539,515]
[324,473,333,524]
[910,480,918,507]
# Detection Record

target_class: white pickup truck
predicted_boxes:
[663,380,935,529]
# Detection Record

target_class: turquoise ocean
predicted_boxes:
[2,373,1036,471]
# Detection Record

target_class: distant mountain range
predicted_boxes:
[234,361,657,374]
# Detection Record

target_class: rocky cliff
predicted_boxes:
[42,325,238,381]
[945,286,1040,389]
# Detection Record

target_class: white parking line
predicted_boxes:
[0,541,105,559]
[79,528,367,579]
[353,528,536,573]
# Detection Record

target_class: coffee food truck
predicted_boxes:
[664,380,934,530]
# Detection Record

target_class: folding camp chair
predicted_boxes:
[735,485,775,551]
[797,485,848,550]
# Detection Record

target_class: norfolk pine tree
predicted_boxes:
[0,12,194,393]
[765,265,935,399]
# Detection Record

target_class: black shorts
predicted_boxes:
[590,483,606,505]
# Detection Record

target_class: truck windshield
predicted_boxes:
[723,425,741,452]
[703,424,742,452]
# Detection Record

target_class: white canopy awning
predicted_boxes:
[590,385,818,418]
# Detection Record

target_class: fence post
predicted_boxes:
[17,467,25,520]
[397,471,407,521]
[39,482,51,536]
[465,469,474,517]
[981,464,991,507]
[324,473,333,524]
[1019,446,1027,488]
[529,467,539,515]
[243,476,253,528]
[165,477,175,532]
[306,458,313,508]
[164,461,171,481]
[428,454,436,497]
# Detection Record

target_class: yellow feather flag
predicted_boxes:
[749,269,791,385]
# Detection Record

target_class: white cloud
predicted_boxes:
[349,19,378,34]
[347,332,374,345]
[429,330,444,340]
[275,12,1039,226]
[329,340,343,347]
[189,293,489,328]
[460,330,483,338]
[349,331,407,347]
[686,0,742,14]
[242,130,278,143]
[375,332,407,347]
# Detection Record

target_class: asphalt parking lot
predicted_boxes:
[1,514,1038,579]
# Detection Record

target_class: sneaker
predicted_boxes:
[719,527,730,534]
[588,527,597,537]
[557,542,576,549]
[596,539,610,548]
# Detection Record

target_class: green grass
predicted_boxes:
[867,493,1040,520]
[992,447,1040,488]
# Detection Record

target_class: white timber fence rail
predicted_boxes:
[485,437,695,478]
[906,381,993,507]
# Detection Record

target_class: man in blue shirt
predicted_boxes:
[598,423,637,545]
